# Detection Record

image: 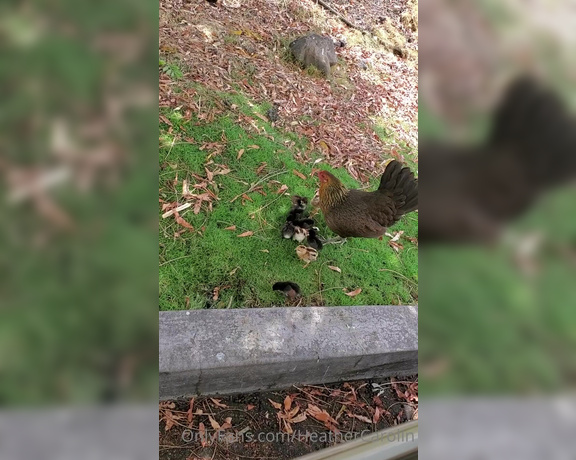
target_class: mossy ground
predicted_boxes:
[159,90,418,310]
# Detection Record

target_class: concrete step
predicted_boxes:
[160,305,418,400]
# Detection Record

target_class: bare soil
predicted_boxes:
[159,376,418,460]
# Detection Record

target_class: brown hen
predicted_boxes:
[317,161,418,238]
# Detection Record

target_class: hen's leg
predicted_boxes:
[320,236,347,245]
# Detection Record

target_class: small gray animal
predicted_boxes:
[289,34,338,77]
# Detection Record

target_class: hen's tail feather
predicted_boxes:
[378,160,418,214]
[488,77,576,188]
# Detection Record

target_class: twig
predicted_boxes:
[293,385,331,405]
[230,169,287,203]
[378,268,417,286]
[311,286,347,296]
[250,192,287,216]
[160,444,201,450]
[313,0,368,33]
[371,381,418,389]
[162,135,177,162]
[160,254,196,267]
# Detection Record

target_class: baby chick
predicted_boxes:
[307,227,323,251]
[291,195,308,212]
[272,281,301,300]
[282,221,296,239]
[293,218,314,229]
[293,226,309,243]
[286,196,308,222]
[296,245,318,267]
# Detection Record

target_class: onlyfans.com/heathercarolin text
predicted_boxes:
[181,428,415,445]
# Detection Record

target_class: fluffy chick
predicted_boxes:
[293,226,309,243]
[307,227,323,251]
[291,195,308,212]
[282,221,296,239]
[272,281,301,300]
[296,245,318,264]
[293,218,314,229]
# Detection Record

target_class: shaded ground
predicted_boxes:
[159,377,418,460]
[160,0,418,181]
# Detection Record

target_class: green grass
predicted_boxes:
[420,192,576,393]
[159,59,183,80]
[159,91,418,310]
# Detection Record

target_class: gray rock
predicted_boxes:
[289,34,338,77]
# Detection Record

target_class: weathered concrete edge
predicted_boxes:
[160,305,418,400]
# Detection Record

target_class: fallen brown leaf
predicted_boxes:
[347,412,373,424]
[328,265,342,273]
[208,415,220,431]
[225,225,236,230]
[284,395,293,412]
[373,406,381,424]
[283,419,293,434]
[164,411,176,431]
[220,421,232,431]
[210,398,228,408]
[175,214,194,230]
[214,167,231,176]
[186,398,195,425]
[345,288,362,297]
[193,199,203,215]
[289,413,307,424]
[237,149,245,160]
[268,399,282,410]
[199,422,207,447]
[293,169,307,180]
[306,404,339,432]
[237,231,254,237]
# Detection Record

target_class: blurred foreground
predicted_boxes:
[419,0,576,458]
[420,0,576,395]
[0,0,158,458]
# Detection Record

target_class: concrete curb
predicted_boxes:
[160,305,418,400]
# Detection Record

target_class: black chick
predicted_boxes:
[291,195,308,212]
[307,227,323,251]
[286,196,309,223]
[282,221,296,239]
[293,218,314,229]
[272,281,301,300]
[282,195,311,240]
[286,209,304,223]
